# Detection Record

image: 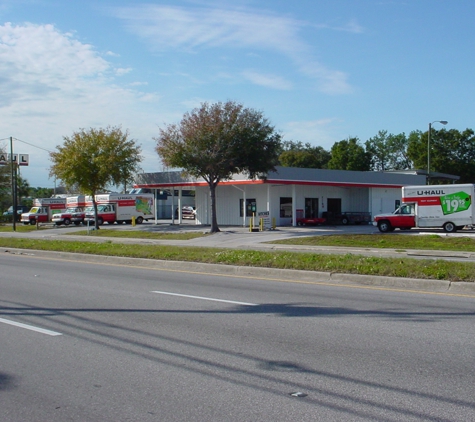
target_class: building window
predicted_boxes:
[280,197,292,217]
[240,199,256,217]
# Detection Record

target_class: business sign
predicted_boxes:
[0,153,29,166]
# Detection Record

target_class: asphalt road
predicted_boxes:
[2,252,475,421]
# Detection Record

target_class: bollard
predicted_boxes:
[132,215,136,226]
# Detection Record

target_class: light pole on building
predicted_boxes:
[427,120,448,184]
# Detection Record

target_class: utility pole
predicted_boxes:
[10,136,17,231]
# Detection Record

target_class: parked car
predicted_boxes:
[2,205,30,221]
[175,206,196,219]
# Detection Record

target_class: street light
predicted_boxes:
[427,120,448,183]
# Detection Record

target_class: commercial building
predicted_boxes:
[134,166,428,227]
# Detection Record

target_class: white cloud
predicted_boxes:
[112,4,353,94]
[241,70,292,90]
[0,22,168,186]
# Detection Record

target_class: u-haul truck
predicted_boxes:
[373,183,474,233]
[52,195,88,226]
[83,193,154,225]
[21,198,67,225]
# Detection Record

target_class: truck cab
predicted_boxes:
[52,207,85,226]
[373,203,416,233]
[21,206,49,225]
[84,204,117,225]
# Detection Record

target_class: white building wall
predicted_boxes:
[370,187,402,217]
[194,183,403,226]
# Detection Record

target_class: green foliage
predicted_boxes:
[407,128,475,183]
[49,126,142,195]
[279,141,331,168]
[155,101,282,232]
[327,137,371,171]
[365,130,412,171]
[29,187,55,199]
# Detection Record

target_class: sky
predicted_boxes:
[1,0,473,188]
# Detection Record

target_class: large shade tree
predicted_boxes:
[49,126,142,228]
[155,101,282,233]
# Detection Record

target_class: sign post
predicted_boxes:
[0,137,29,232]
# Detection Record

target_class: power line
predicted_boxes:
[13,137,53,153]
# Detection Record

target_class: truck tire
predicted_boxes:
[377,220,392,233]
[97,217,104,226]
[64,218,71,226]
[341,216,349,225]
[136,216,144,224]
[443,222,457,233]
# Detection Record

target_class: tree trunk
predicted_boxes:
[209,182,220,233]
[93,196,100,230]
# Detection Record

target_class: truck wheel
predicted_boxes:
[297,221,303,226]
[341,216,349,225]
[377,220,392,233]
[97,217,104,226]
[136,216,144,224]
[30,220,36,226]
[64,218,71,226]
[443,222,457,233]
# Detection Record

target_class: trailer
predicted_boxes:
[21,198,67,225]
[322,211,372,225]
[373,183,474,233]
[83,193,154,225]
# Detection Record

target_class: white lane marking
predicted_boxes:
[0,317,62,336]
[151,291,258,306]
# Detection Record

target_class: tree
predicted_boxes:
[327,137,371,171]
[49,126,142,229]
[155,101,282,233]
[407,128,475,183]
[365,130,412,171]
[279,141,331,168]
[16,175,30,203]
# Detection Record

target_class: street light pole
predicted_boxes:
[427,120,448,184]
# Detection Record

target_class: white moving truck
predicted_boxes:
[52,195,88,226]
[373,183,474,233]
[83,193,154,225]
[21,198,67,225]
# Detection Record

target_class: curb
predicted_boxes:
[4,247,475,296]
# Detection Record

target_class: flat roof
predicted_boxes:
[134,166,427,189]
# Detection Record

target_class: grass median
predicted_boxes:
[0,231,474,282]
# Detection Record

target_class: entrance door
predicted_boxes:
[305,198,319,218]
[327,198,342,214]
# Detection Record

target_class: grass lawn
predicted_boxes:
[0,229,474,282]
[267,233,475,252]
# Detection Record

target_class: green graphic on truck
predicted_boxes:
[135,197,152,215]
[440,191,471,215]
